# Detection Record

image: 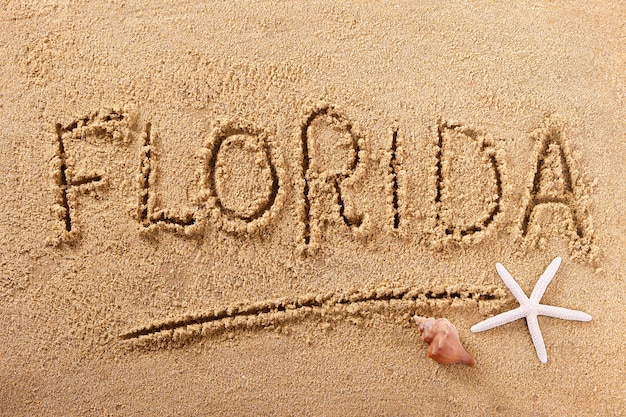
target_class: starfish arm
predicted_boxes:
[526,313,548,363]
[470,307,527,332]
[530,257,561,304]
[537,304,593,321]
[496,263,530,305]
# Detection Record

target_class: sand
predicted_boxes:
[1,1,624,415]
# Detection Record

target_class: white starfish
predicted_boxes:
[471,257,592,363]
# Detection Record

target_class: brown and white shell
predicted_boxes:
[413,316,476,367]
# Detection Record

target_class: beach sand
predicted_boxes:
[1,1,624,415]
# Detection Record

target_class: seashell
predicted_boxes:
[413,315,476,367]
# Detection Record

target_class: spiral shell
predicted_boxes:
[413,316,476,367]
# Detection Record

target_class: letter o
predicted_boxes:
[203,121,280,232]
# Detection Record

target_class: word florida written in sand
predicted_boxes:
[48,106,594,259]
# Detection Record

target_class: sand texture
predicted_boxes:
[1,1,625,415]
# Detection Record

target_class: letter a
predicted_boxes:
[520,115,595,259]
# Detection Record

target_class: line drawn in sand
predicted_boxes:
[120,284,506,347]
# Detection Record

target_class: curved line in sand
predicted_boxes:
[120,285,504,340]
